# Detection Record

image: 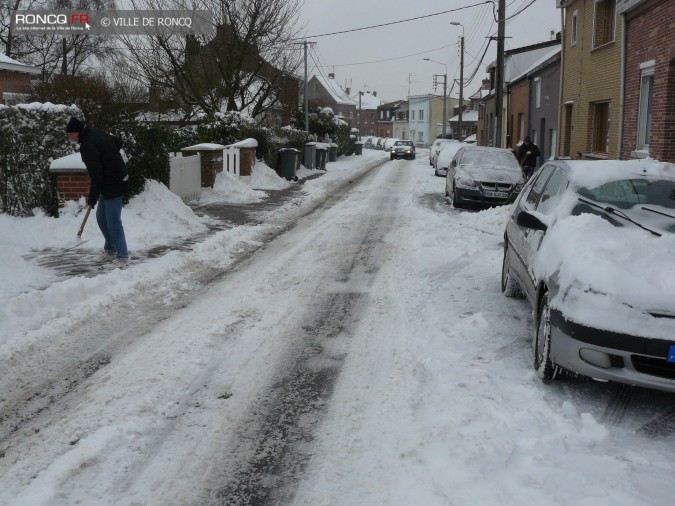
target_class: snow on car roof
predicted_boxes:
[563,159,675,189]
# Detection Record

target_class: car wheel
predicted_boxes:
[452,183,463,208]
[501,242,523,297]
[390,156,394,160]
[534,292,558,381]
[445,187,450,197]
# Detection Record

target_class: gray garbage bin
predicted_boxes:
[277,148,299,180]
[316,146,328,170]
[354,141,364,155]
[304,142,316,170]
[328,143,338,162]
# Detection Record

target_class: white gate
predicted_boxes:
[169,153,201,203]
[223,146,240,177]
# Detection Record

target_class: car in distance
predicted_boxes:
[445,146,525,207]
[434,141,464,177]
[501,159,675,393]
[390,140,416,160]
[429,138,456,167]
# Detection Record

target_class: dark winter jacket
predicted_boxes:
[79,127,128,206]
[517,142,541,168]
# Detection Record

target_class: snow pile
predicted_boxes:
[199,170,268,204]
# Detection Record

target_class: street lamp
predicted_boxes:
[423,58,447,139]
[450,22,464,141]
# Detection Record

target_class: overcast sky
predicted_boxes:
[296,0,562,103]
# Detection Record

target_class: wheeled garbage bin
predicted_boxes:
[315,146,328,170]
[328,143,338,162]
[277,148,299,180]
[304,142,316,170]
[354,141,364,155]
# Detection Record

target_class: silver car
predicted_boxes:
[445,146,524,207]
[502,159,675,392]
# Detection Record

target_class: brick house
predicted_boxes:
[376,100,405,137]
[505,46,561,163]
[0,53,40,105]
[391,102,409,140]
[483,38,561,148]
[558,0,623,159]
[618,0,675,163]
[307,73,356,127]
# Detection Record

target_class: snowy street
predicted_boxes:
[1,151,674,505]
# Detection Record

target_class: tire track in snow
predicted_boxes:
[203,165,405,505]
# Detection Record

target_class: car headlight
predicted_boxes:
[391,149,396,153]
[455,177,477,189]
[405,149,411,153]
[514,183,524,192]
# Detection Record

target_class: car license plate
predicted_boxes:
[483,190,509,199]
[668,345,675,363]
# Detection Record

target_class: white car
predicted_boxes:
[434,141,465,177]
[429,138,457,168]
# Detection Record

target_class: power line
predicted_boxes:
[294,1,493,40]
[309,42,458,68]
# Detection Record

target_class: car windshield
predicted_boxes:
[459,151,519,168]
[577,179,675,211]
[395,141,412,146]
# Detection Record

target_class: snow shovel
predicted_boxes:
[63,206,92,251]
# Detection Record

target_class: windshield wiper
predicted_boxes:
[577,197,662,237]
[641,206,675,221]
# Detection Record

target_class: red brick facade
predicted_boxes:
[239,147,255,177]
[620,0,675,162]
[53,170,90,204]
[507,79,529,150]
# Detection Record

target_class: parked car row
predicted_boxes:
[363,137,404,152]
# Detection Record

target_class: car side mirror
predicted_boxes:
[516,211,548,231]
[451,160,457,167]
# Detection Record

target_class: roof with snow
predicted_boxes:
[0,52,41,74]
[312,75,356,106]
[448,110,479,123]
[510,46,561,84]
[351,91,381,110]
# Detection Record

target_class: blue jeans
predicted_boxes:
[95,196,128,259]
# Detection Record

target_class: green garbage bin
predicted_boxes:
[304,142,316,170]
[277,148,299,180]
[328,143,337,162]
[354,141,364,155]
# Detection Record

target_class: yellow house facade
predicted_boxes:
[559,0,623,159]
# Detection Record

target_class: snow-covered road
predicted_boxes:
[1,153,674,505]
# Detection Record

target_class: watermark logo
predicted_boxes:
[11,10,214,36]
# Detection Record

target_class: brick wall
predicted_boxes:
[561,0,623,159]
[239,147,255,177]
[0,70,32,103]
[621,0,675,162]
[53,170,90,205]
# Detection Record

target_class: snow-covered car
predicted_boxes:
[364,137,377,149]
[444,146,524,207]
[429,138,456,168]
[501,159,675,392]
[463,134,477,144]
[375,138,386,150]
[434,140,464,177]
[390,140,415,160]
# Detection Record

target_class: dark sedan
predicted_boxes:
[502,159,675,392]
[390,140,416,160]
[445,146,524,207]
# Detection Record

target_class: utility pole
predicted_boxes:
[458,33,464,141]
[293,41,316,132]
[358,91,363,140]
[495,0,505,147]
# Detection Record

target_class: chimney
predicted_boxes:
[328,73,335,79]
[345,87,351,95]
[373,91,377,97]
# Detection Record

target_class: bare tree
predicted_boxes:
[113,0,304,121]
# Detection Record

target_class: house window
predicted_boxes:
[419,109,424,121]
[418,131,423,142]
[571,10,578,46]
[593,0,615,48]
[380,110,384,120]
[411,110,415,120]
[534,78,541,108]
[637,61,655,151]
[592,101,611,154]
